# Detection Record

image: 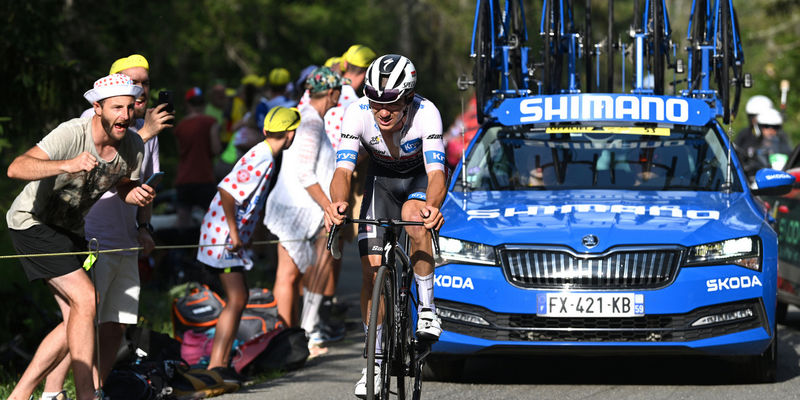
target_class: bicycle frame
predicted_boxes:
[327,217,439,400]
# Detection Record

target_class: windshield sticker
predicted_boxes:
[509,138,698,150]
[466,204,720,221]
[545,126,671,136]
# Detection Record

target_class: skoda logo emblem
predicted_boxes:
[582,234,599,249]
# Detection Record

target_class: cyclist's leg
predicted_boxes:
[401,175,442,341]
[358,175,397,333]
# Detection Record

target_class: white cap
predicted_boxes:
[83,74,143,104]
[745,95,774,115]
[756,108,783,126]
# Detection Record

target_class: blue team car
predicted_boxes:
[429,93,795,382]
[426,0,797,383]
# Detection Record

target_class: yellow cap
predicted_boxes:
[268,68,291,86]
[241,74,266,87]
[109,54,149,75]
[324,56,342,69]
[263,106,301,133]
[342,44,377,68]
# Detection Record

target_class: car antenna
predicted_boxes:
[461,94,468,195]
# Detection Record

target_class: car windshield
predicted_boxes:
[455,123,741,192]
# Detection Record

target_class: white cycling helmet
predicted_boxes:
[363,54,416,104]
[745,95,774,116]
[756,107,783,126]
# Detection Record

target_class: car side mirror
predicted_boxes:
[751,168,795,196]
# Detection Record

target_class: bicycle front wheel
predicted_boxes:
[395,281,418,399]
[367,265,394,400]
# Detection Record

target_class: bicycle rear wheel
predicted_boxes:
[367,266,394,400]
[474,0,497,123]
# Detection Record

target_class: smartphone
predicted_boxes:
[157,91,174,113]
[143,171,165,188]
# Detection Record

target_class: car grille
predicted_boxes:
[438,299,766,343]
[498,246,682,289]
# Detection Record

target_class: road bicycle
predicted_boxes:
[327,217,440,400]
[469,0,531,123]
[686,0,750,123]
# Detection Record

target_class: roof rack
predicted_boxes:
[462,0,752,125]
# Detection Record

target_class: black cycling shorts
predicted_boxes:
[358,167,428,257]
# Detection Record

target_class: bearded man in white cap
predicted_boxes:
[5,73,156,400]
[37,54,174,400]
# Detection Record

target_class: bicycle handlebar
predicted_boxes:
[326,217,441,259]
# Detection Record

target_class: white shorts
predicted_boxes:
[264,203,323,274]
[93,252,140,324]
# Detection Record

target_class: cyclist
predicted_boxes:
[322,54,446,398]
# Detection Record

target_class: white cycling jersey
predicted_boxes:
[335,94,446,175]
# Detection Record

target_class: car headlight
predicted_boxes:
[437,236,496,266]
[684,236,761,271]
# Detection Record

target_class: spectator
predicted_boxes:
[264,67,344,354]
[39,54,172,400]
[215,75,264,180]
[292,65,319,103]
[264,67,295,109]
[444,95,479,170]
[324,56,343,74]
[195,106,300,387]
[205,81,229,132]
[316,45,378,335]
[174,87,222,229]
[6,74,154,400]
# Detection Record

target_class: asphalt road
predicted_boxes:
[219,245,800,400]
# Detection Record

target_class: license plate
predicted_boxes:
[536,293,645,317]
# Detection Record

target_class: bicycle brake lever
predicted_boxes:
[331,232,342,260]
[430,228,441,261]
[327,219,346,260]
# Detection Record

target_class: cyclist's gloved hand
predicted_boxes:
[324,201,349,232]
[421,205,444,231]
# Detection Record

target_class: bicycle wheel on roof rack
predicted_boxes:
[729,6,744,121]
[542,0,563,94]
[474,0,499,124]
[651,0,666,94]
[717,0,731,124]
[506,0,526,91]
[689,0,707,92]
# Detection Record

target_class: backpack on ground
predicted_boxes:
[171,283,225,341]
[237,288,283,342]
[104,326,183,400]
[243,327,309,375]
